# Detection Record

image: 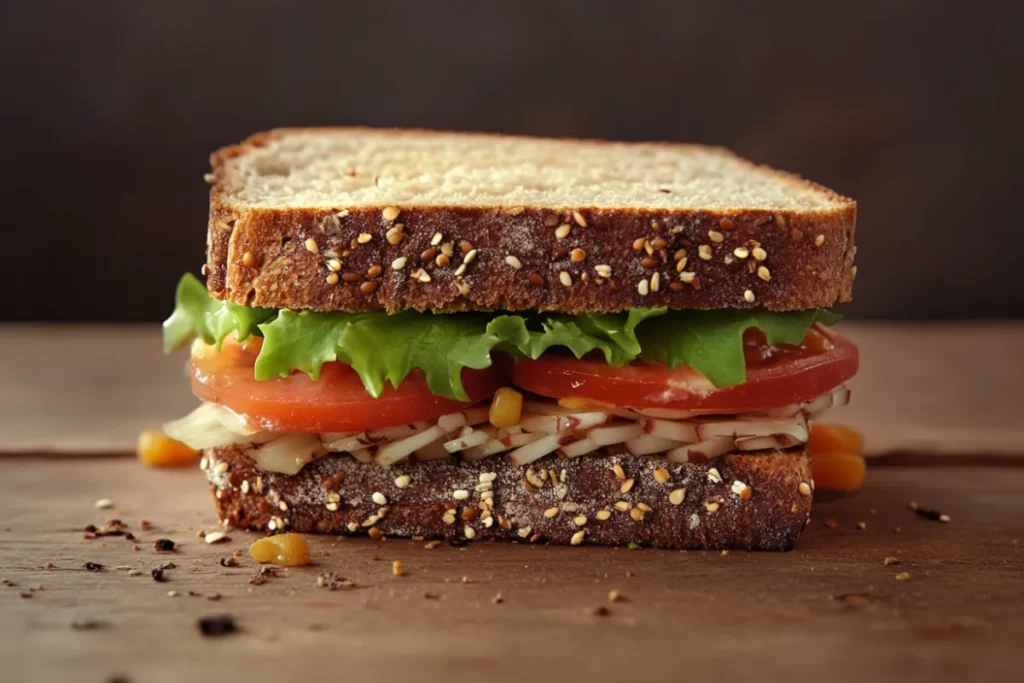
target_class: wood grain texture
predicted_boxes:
[1,322,1023,456]
[1,457,1021,683]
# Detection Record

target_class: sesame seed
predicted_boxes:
[752,247,767,261]
[442,512,456,525]
[706,502,720,513]
[719,217,734,230]
[698,245,712,260]
[569,530,585,545]
[360,281,378,294]
[614,501,631,512]
[543,507,560,518]
[815,234,825,247]
[453,489,470,500]
[517,526,532,538]
[456,280,470,295]
[357,233,372,244]
[464,525,476,540]
[708,230,724,243]
[636,502,653,513]
[798,482,812,496]
[241,251,256,268]
[559,271,572,287]
[304,238,319,254]
[394,475,411,489]
[641,256,659,269]
[570,248,586,262]
[386,228,404,246]
[595,510,612,521]
[632,238,647,251]
[707,468,723,484]
[851,265,858,278]
[454,264,467,277]
[382,206,400,221]
[326,502,339,511]
[588,265,611,281]
[464,249,478,264]
[372,492,388,505]
[505,255,522,269]
[669,488,686,505]
[612,463,625,480]
[653,468,670,483]
[204,531,228,544]
[555,224,572,239]
[367,264,382,277]
[644,241,655,256]
[731,481,748,497]
[326,273,339,285]
[679,271,696,283]
[573,211,587,227]
[325,258,342,272]
[431,232,443,246]
[650,272,660,292]
[413,268,431,283]
[629,507,644,521]
[573,515,587,526]
[240,480,250,494]
[620,478,635,494]
[675,257,689,272]
[733,247,749,259]
[213,461,229,475]
[392,256,407,270]
[743,289,756,303]
[757,266,771,282]
[651,237,668,250]
[637,278,649,296]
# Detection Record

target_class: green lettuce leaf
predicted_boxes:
[636,309,840,387]
[162,273,274,352]
[163,273,838,401]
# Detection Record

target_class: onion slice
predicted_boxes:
[375,425,444,467]
[664,436,735,464]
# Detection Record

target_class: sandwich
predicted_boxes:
[162,128,858,550]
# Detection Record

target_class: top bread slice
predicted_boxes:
[205,128,856,313]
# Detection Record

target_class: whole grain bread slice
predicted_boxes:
[205,128,856,314]
[206,445,812,550]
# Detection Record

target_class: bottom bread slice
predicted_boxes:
[205,446,813,550]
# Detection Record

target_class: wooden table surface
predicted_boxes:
[2,324,1023,683]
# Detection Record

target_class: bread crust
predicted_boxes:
[206,445,813,551]
[205,128,856,314]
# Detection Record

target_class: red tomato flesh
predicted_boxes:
[190,338,505,433]
[510,326,858,413]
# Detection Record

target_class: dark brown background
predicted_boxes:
[2,0,1020,321]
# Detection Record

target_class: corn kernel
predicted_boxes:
[137,430,199,467]
[811,451,867,492]
[808,423,864,456]
[249,533,310,567]
[557,396,592,410]
[489,387,523,428]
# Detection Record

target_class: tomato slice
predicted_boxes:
[510,326,858,413]
[189,338,505,433]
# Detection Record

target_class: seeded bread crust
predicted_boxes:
[206,445,813,550]
[205,129,856,314]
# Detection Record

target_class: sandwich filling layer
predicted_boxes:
[164,274,858,475]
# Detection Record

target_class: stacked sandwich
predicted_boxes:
[163,129,858,550]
